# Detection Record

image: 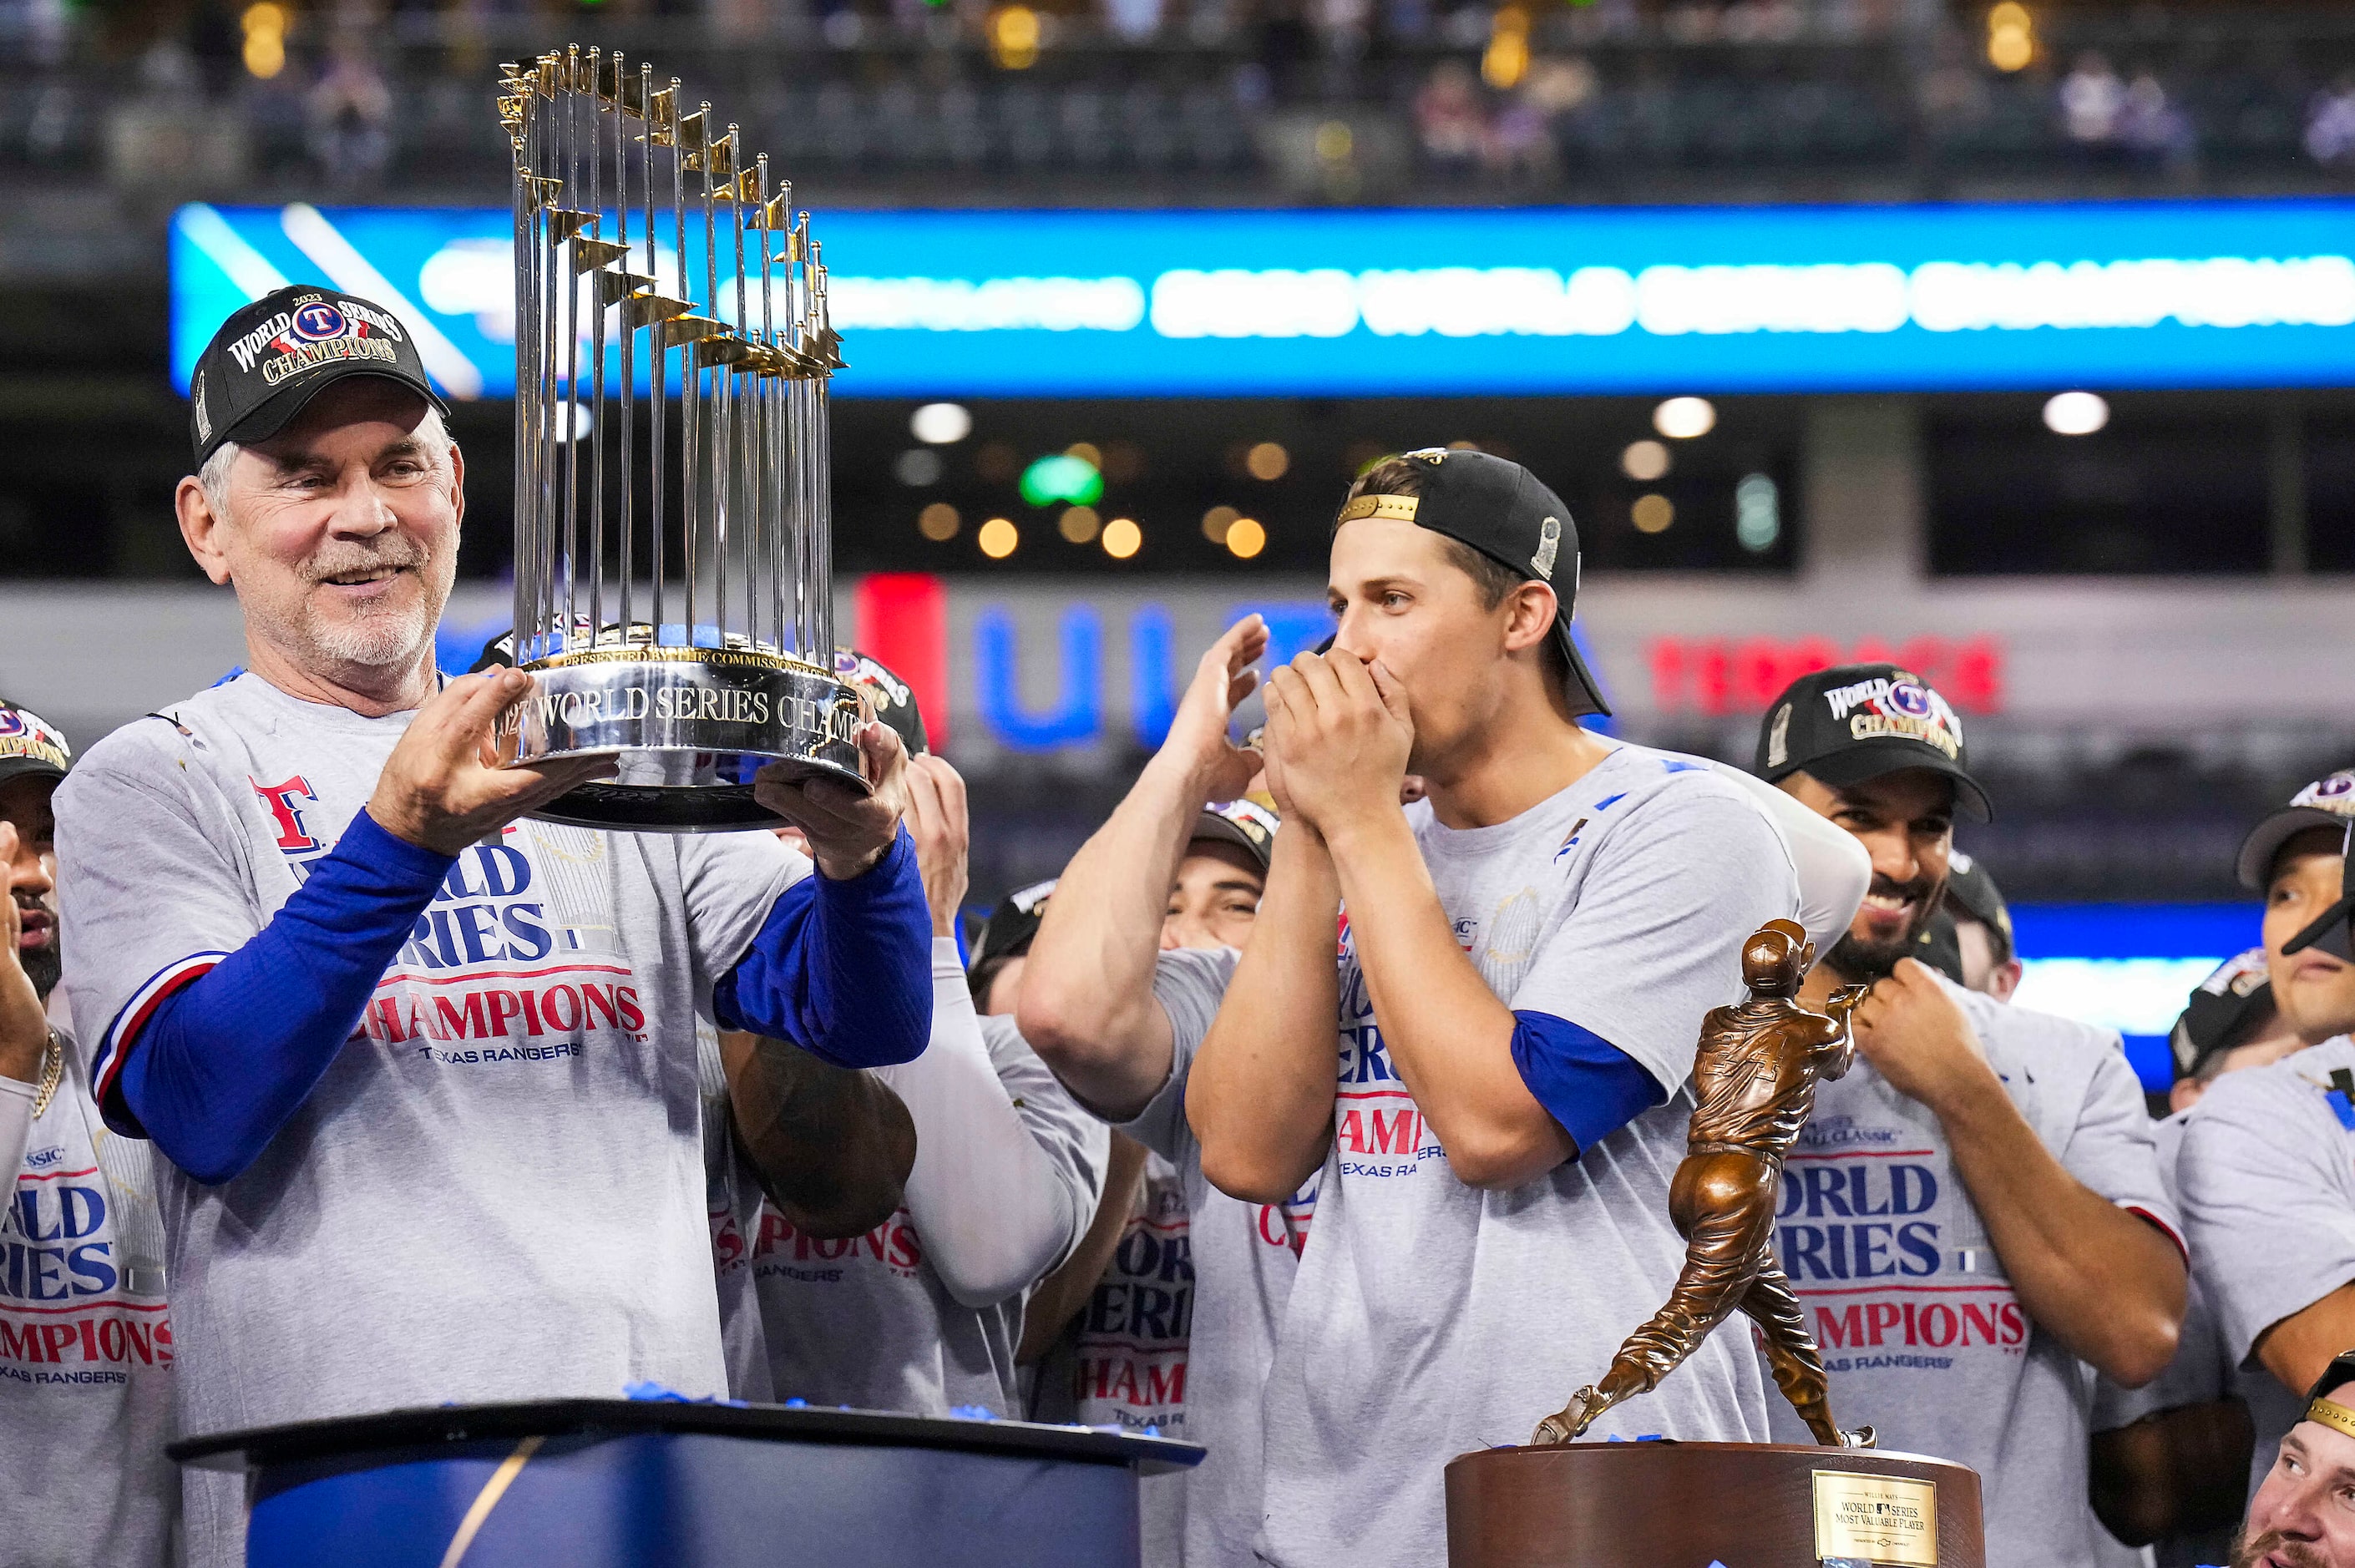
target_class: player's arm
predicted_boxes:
[0,827,49,1181]
[1019,1131,1149,1364]
[722,1029,914,1239]
[1853,962,2185,1386]
[2254,1287,2355,1394]
[1021,616,1267,1119]
[721,721,932,1070]
[2090,1401,2256,1546]
[1188,798,1343,1202]
[73,674,612,1184]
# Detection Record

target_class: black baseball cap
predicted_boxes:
[1942,850,2013,962]
[1190,798,1278,874]
[1755,663,1991,822]
[2235,770,2355,891]
[190,286,448,467]
[2307,1348,2355,1407]
[970,878,1058,975]
[832,650,929,759]
[2169,948,2274,1080]
[0,699,70,790]
[1335,448,1609,719]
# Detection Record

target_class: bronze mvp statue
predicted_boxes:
[1444,920,1983,1568]
[1532,918,1872,1449]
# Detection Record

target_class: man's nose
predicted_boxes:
[1862,826,1917,887]
[9,840,52,898]
[325,473,401,534]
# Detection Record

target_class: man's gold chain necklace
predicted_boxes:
[30,1029,62,1120]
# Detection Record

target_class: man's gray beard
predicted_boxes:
[23,933,58,1004]
[305,596,433,670]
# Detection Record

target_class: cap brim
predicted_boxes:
[1189,812,1273,873]
[201,365,450,466]
[2236,807,2349,891]
[0,756,64,790]
[1794,740,1993,822]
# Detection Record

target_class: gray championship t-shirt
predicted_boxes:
[0,1030,176,1566]
[750,1014,1105,1415]
[702,1022,775,1404]
[1055,944,1315,1568]
[1765,978,2179,1568]
[2178,1034,2355,1504]
[56,674,800,1567]
[1257,743,1799,1568]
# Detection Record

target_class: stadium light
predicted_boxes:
[1987,2,2034,72]
[241,3,286,79]
[1102,518,1142,559]
[978,518,1019,558]
[1654,397,1717,439]
[910,402,972,444]
[1621,439,1669,481]
[2043,391,2110,435]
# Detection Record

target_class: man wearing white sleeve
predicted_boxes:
[1755,662,2187,1568]
[751,676,1107,1416]
[1187,451,1810,1568]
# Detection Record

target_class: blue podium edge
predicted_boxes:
[168,1398,1205,1478]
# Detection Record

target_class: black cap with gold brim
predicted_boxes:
[1334,448,1609,719]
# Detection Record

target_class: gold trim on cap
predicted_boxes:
[2309,1396,2355,1441]
[1337,493,1420,524]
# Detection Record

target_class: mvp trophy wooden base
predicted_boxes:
[1446,1440,1984,1568]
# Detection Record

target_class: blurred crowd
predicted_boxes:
[3,0,2352,197]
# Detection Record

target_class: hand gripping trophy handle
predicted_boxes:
[496,47,864,832]
[1530,920,1876,1451]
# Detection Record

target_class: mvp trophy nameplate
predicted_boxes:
[498,46,862,832]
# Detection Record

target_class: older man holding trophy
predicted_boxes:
[56,52,933,1568]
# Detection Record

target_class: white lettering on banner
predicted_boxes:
[829,276,1147,332]
[1149,268,1359,339]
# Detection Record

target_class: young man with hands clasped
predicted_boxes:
[1183,450,1867,1568]
[1755,663,2186,1568]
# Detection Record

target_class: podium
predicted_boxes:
[1446,1441,1983,1568]
[169,1399,1204,1568]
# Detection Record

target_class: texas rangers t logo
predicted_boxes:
[250,776,322,852]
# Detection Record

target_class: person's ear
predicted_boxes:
[176,473,235,587]
[1500,580,1559,656]
[2168,1076,2202,1115]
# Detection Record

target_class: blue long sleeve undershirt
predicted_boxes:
[114,811,931,1185]
[1508,1009,1664,1159]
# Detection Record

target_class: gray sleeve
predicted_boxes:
[1113,946,1238,1162]
[55,729,261,1085]
[2179,1070,2355,1368]
[1509,776,1795,1095]
[983,1014,1112,1272]
[2056,1037,2183,1251]
[676,829,808,1009]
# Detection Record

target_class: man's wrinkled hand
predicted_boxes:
[368,670,617,856]
[755,721,911,881]
[1260,649,1413,838]
[1851,958,1994,1114]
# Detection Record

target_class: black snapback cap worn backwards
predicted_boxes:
[190,286,449,468]
[1337,448,1610,719]
[1755,662,1992,822]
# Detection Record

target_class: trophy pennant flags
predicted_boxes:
[499,47,864,832]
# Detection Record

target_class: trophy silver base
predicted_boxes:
[507,647,868,833]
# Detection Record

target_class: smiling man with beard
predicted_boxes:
[1755,662,2185,1568]
[55,287,933,1568]
[2228,1352,2355,1568]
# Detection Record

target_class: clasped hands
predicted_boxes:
[1259,644,1415,843]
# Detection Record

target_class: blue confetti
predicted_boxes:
[949,1404,999,1421]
